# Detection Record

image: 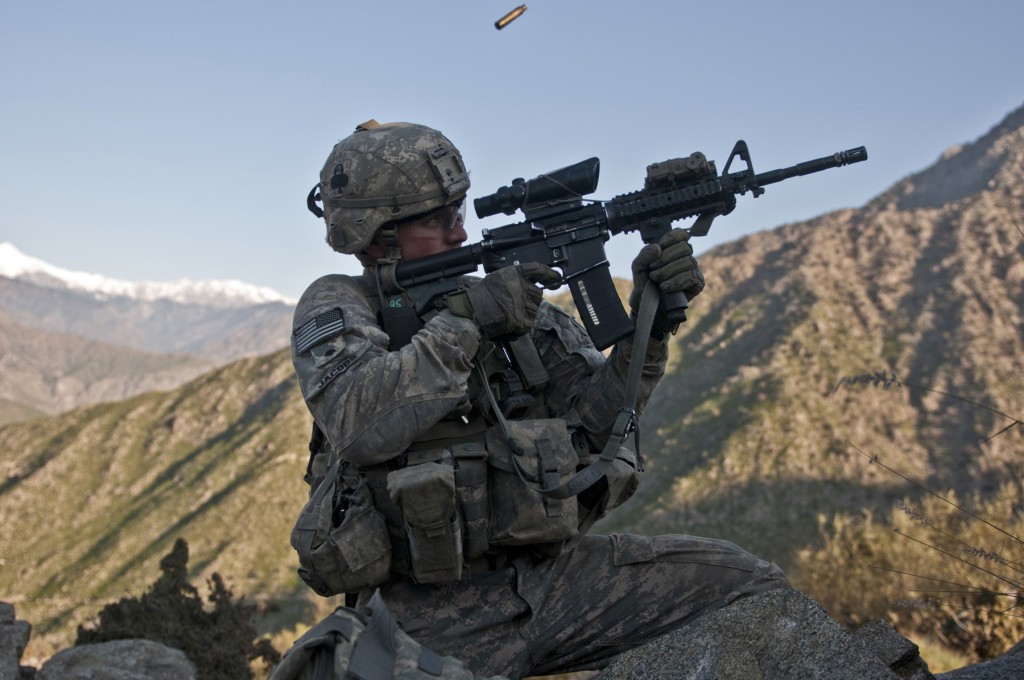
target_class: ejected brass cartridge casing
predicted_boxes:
[495,5,527,30]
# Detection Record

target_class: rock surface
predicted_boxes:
[935,636,1024,680]
[592,587,1024,680]
[853,619,934,680]
[0,601,34,680]
[6,593,1024,680]
[37,639,196,680]
[594,588,915,679]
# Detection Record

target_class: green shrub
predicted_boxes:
[76,538,280,679]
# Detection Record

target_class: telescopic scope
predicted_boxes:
[474,157,600,218]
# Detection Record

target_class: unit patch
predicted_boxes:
[310,337,346,368]
[294,307,346,354]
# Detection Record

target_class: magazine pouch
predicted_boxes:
[387,462,463,584]
[486,419,579,546]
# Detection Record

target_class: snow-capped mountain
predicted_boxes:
[0,242,296,366]
[0,242,299,423]
[0,242,296,308]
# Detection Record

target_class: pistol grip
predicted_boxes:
[661,290,689,324]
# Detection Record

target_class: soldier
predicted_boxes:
[290,120,789,678]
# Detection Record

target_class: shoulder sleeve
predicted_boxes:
[533,301,667,448]
[291,274,481,466]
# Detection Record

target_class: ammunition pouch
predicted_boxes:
[293,418,629,593]
[387,461,463,584]
[355,417,580,584]
[485,419,579,546]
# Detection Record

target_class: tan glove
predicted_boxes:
[448,263,562,340]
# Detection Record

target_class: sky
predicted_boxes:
[2,1,1022,301]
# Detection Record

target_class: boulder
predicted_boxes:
[0,601,34,680]
[594,588,915,679]
[37,639,196,680]
[934,636,1024,680]
[853,619,934,680]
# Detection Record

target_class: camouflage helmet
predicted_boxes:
[308,120,471,255]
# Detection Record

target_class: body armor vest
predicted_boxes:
[291,272,639,597]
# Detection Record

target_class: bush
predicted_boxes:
[76,538,280,680]
[793,481,1024,663]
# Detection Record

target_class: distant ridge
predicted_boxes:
[0,308,214,423]
[0,243,297,421]
[0,244,296,363]
[0,242,296,308]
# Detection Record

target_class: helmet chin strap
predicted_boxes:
[373,222,425,348]
[376,224,404,294]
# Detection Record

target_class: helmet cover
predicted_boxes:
[317,120,470,255]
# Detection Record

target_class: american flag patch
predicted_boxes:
[293,307,346,354]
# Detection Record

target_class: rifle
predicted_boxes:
[380,140,867,350]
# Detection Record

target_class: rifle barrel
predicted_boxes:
[754,147,867,187]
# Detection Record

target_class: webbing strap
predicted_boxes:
[305,422,327,481]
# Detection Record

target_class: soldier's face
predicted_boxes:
[394,201,468,261]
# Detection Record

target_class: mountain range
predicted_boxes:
[0,243,294,308]
[0,244,296,424]
[2,103,1023,661]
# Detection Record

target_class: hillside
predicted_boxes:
[0,350,313,657]
[2,104,1023,661]
[0,246,296,424]
[0,309,214,424]
[597,105,1024,561]
[0,273,294,363]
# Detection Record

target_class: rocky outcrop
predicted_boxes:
[6,592,1024,680]
[935,637,1024,680]
[853,619,933,680]
[594,589,925,680]
[0,602,34,680]
[2,601,196,680]
[37,639,196,680]
[593,587,1024,680]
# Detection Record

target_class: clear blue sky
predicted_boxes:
[3,1,1022,300]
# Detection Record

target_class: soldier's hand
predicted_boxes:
[450,263,562,340]
[629,228,704,312]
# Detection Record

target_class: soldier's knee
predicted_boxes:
[765,560,790,588]
[744,558,791,596]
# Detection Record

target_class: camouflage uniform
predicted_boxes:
[291,269,789,679]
